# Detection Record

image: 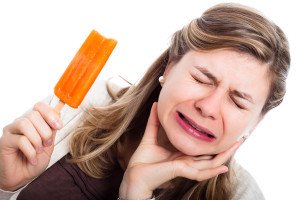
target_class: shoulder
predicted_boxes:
[231,161,265,200]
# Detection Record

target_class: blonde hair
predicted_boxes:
[70,3,290,199]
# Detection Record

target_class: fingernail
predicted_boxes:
[45,139,52,146]
[31,158,38,166]
[241,135,248,143]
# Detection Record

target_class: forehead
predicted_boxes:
[186,49,264,70]
[183,49,269,77]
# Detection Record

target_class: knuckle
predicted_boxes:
[26,110,39,120]
[210,159,216,166]
[31,135,42,147]
[16,118,31,131]
[2,125,10,134]
[2,120,21,137]
[211,157,223,167]
[33,102,45,111]
[42,130,52,141]
[41,125,53,137]
[18,136,28,146]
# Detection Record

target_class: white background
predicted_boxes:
[0,0,299,199]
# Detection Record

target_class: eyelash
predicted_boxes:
[192,75,212,85]
[232,98,246,110]
[192,74,247,110]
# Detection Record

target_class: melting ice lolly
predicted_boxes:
[54,30,117,112]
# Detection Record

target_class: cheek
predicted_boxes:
[159,79,202,104]
[157,86,173,126]
[157,81,183,111]
[157,82,196,123]
[225,113,249,138]
[216,109,253,153]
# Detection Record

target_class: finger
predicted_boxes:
[25,111,55,147]
[33,102,63,130]
[5,134,38,166]
[180,165,228,181]
[192,155,214,161]
[172,159,228,180]
[175,141,242,171]
[210,140,243,167]
[6,118,44,153]
[141,102,160,145]
[142,160,227,190]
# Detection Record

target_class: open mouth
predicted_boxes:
[177,112,216,141]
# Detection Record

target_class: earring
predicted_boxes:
[242,133,250,142]
[158,76,165,85]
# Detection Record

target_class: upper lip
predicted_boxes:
[179,112,216,138]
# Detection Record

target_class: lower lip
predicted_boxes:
[175,112,215,142]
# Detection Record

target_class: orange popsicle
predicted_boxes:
[54,30,117,111]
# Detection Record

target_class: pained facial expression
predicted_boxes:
[157,49,270,156]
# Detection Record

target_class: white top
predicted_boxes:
[0,77,265,200]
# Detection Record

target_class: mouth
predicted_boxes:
[176,112,216,142]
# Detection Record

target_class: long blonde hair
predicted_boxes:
[69,3,290,199]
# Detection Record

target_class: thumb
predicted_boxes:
[141,102,160,145]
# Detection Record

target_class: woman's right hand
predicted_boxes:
[0,102,63,191]
[119,102,242,199]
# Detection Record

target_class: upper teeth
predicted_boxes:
[190,123,202,132]
[184,116,213,137]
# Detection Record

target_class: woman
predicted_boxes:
[0,3,290,200]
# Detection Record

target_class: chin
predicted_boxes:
[168,134,211,156]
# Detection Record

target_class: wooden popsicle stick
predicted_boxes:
[54,100,65,114]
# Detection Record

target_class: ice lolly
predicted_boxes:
[54,30,117,112]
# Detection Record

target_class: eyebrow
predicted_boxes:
[194,66,254,103]
[232,90,254,103]
[194,66,218,85]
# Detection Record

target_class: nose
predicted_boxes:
[194,88,224,120]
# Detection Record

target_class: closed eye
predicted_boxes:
[192,74,213,85]
[231,97,246,110]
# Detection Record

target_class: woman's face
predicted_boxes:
[157,49,270,155]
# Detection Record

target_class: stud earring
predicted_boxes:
[242,133,250,142]
[158,76,165,85]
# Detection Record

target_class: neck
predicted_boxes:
[157,125,178,153]
[117,126,178,171]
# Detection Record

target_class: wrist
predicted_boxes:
[119,183,153,200]
[119,172,153,200]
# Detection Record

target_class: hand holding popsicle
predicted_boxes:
[0,102,62,191]
[0,30,117,191]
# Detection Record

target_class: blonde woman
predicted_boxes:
[0,3,290,200]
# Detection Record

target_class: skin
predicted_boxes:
[119,49,271,198]
[157,49,270,155]
[0,49,270,199]
[0,103,62,191]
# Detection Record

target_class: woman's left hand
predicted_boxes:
[119,102,242,199]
